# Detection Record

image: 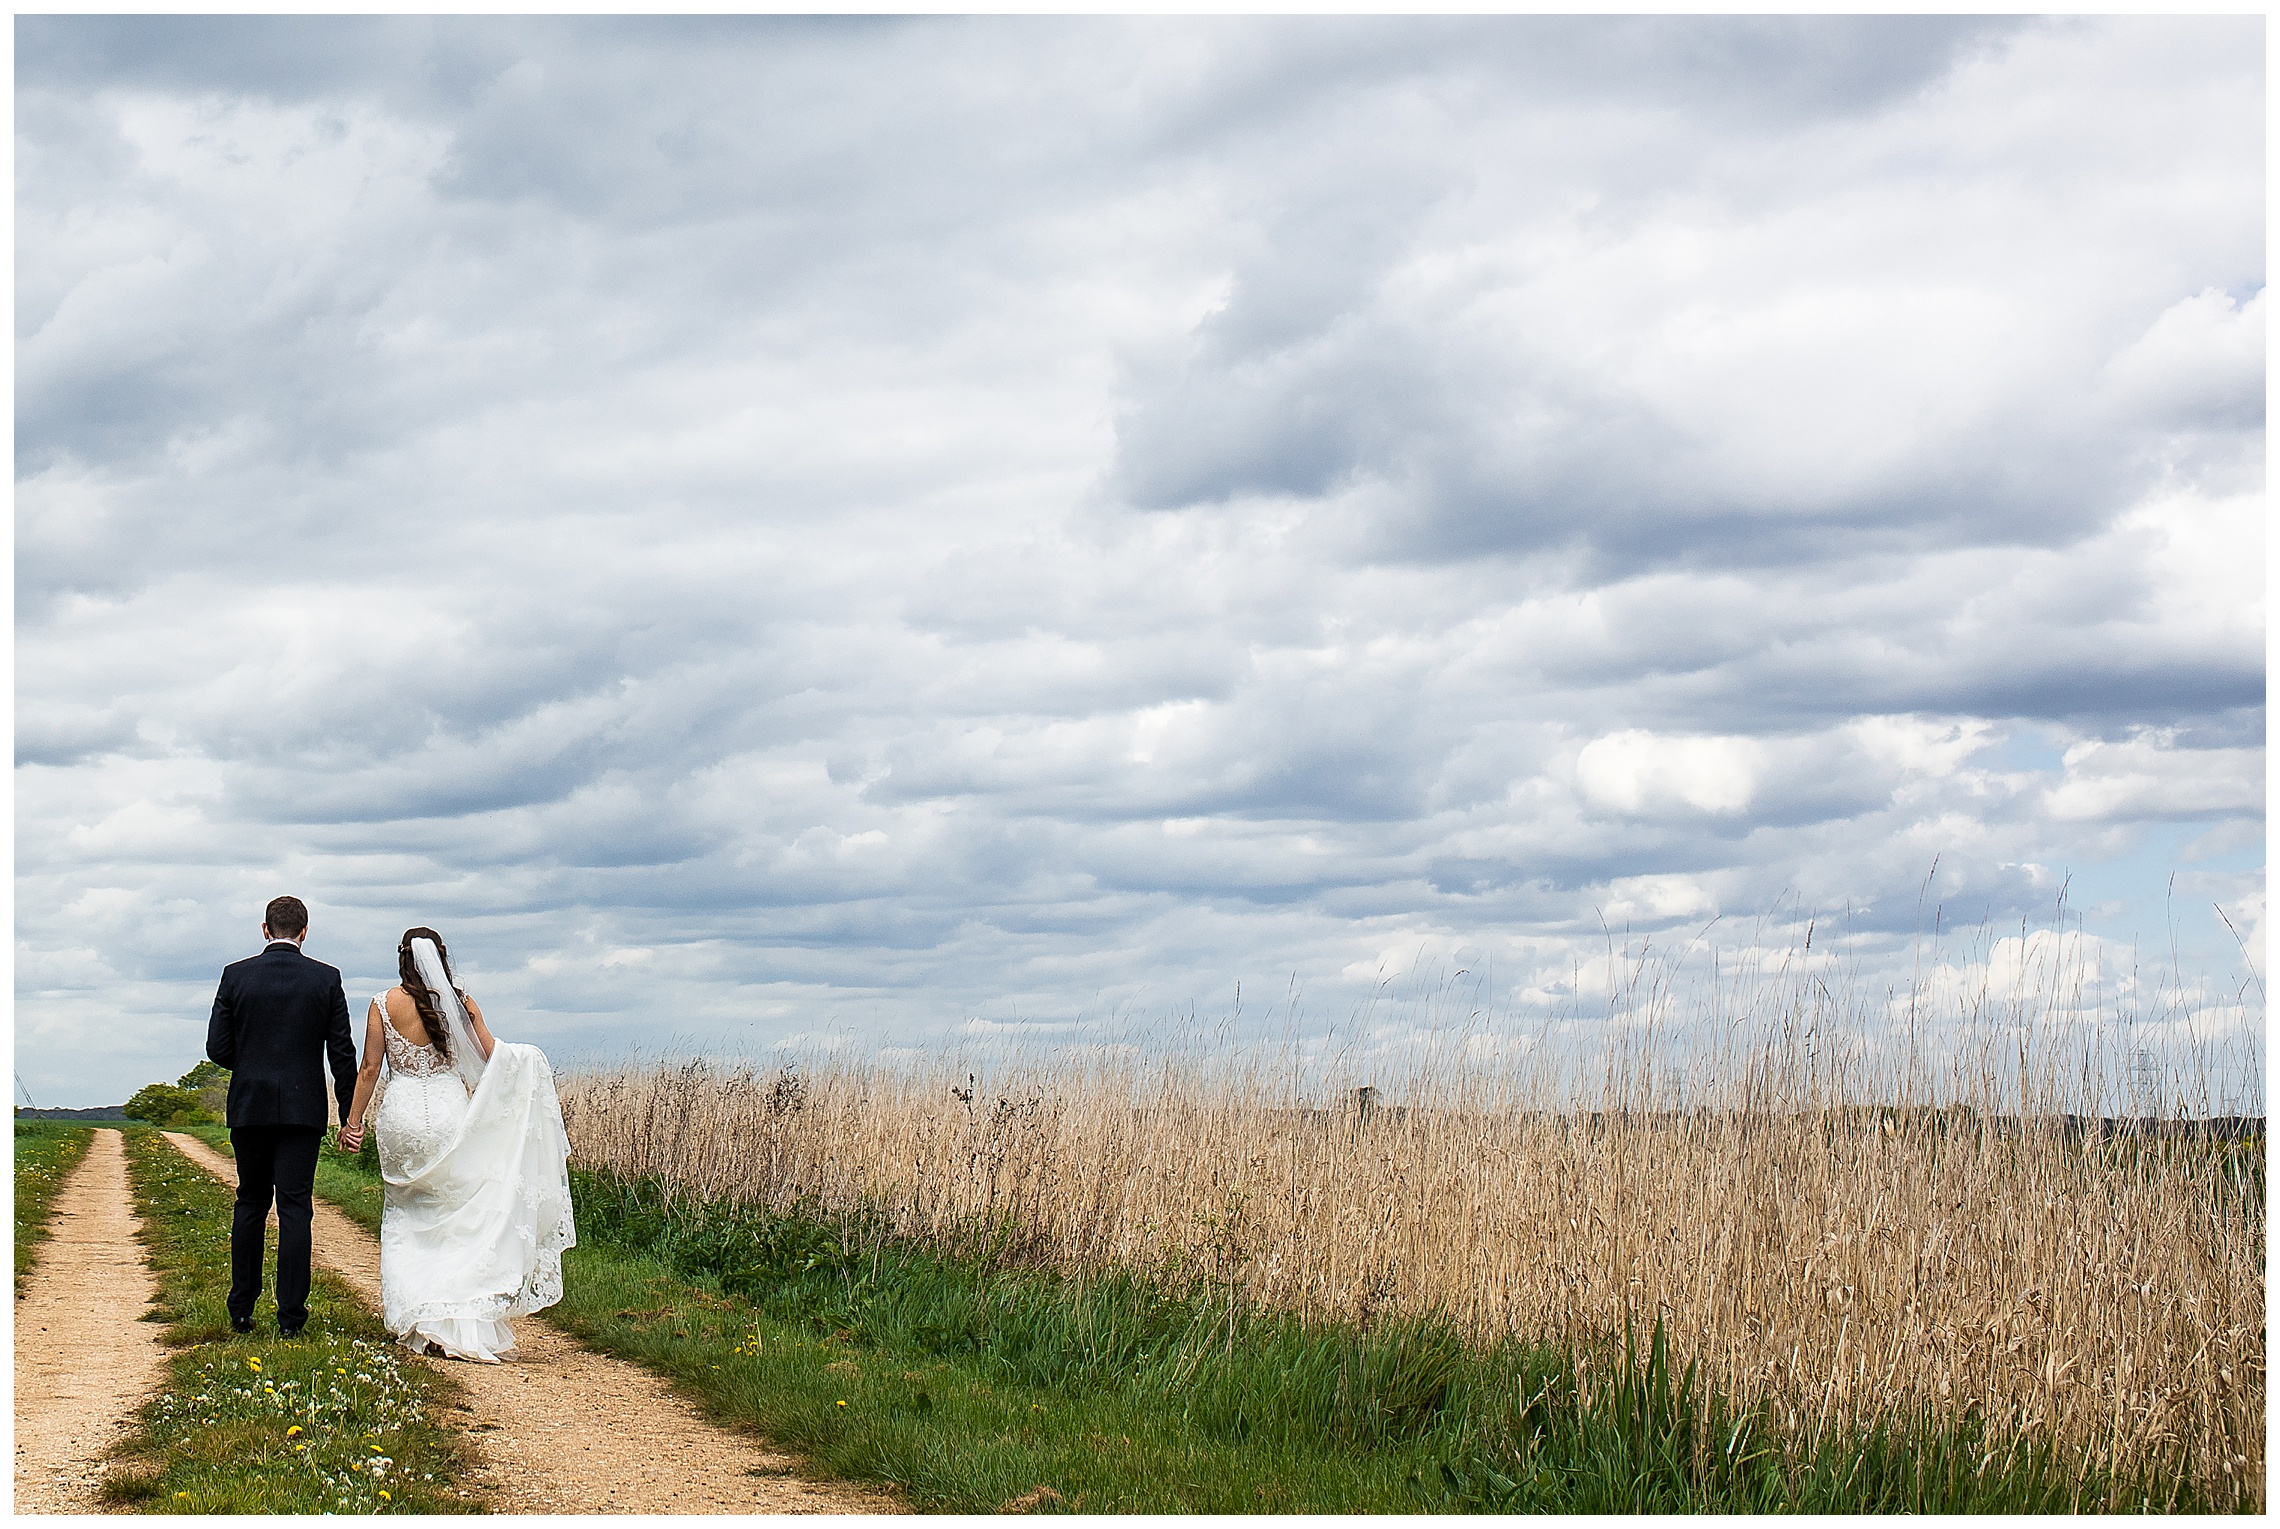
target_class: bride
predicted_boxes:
[338,927,576,1362]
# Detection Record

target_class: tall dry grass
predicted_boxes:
[558,925,2263,1507]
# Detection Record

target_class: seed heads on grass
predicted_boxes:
[561,933,2262,1510]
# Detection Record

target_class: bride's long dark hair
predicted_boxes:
[396,926,466,1061]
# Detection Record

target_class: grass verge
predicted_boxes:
[306,1141,2206,1512]
[103,1127,480,1514]
[14,1119,94,1294]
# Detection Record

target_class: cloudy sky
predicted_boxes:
[16,15,2265,1107]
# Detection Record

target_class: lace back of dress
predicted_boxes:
[376,992,452,1077]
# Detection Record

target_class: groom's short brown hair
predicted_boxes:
[264,895,308,937]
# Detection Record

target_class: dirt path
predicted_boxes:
[161,1132,895,1515]
[14,1129,170,1514]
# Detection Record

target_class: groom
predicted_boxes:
[204,895,358,1337]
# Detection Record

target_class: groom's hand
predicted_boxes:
[337,1126,363,1153]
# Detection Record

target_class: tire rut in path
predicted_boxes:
[161,1132,898,1515]
[14,1128,170,1514]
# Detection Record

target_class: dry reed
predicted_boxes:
[559,927,2263,1507]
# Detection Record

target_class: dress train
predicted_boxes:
[374,1021,576,1363]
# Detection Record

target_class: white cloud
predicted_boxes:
[1598,874,1719,924]
[2044,730,2263,823]
[12,16,2262,1106]
[2101,288,2264,428]
[1576,731,1764,818]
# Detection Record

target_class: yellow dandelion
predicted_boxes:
[836,1399,848,1407]
[287,1425,303,1436]
[369,1444,384,1453]
[247,1357,262,1372]
[379,1490,391,1501]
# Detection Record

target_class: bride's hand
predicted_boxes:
[337,1126,363,1154]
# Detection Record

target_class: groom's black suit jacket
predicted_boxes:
[206,943,358,1130]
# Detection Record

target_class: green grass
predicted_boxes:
[306,1143,2222,1513]
[14,1119,94,1294]
[103,1128,481,1514]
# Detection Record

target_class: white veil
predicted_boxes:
[408,936,487,1095]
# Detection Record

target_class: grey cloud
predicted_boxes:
[14,16,426,100]
[1112,25,2258,576]
[14,16,2262,1107]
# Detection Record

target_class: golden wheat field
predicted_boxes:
[557,943,2264,1507]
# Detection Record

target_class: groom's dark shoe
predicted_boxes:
[278,1318,306,1339]
[230,1315,255,1334]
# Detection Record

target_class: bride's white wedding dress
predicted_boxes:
[372,993,576,1362]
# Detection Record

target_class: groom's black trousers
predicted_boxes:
[228,1124,323,1329]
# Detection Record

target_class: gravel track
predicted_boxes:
[161,1131,896,1515]
[14,1129,169,1514]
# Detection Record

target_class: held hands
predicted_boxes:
[337,1124,364,1154]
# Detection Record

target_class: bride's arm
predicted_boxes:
[464,995,498,1061]
[337,999,387,1152]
